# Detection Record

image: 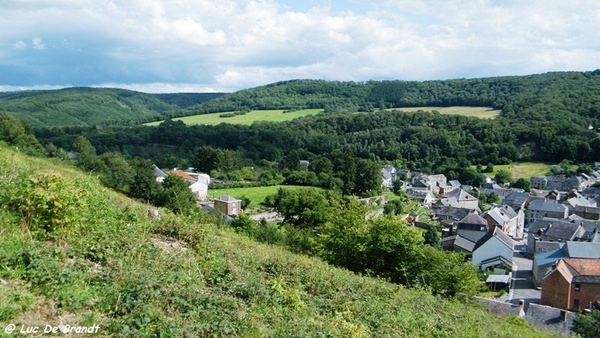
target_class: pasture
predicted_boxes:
[209,184,320,208]
[482,162,551,179]
[145,109,323,126]
[392,106,501,119]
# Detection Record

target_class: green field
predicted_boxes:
[145,109,324,126]
[477,162,551,179]
[392,106,501,119]
[210,184,320,207]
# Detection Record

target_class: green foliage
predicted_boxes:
[512,177,532,192]
[494,169,513,185]
[0,88,223,128]
[156,174,197,215]
[0,111,45,156]
[572,308,600,338]
[423,225,441,249]
[275,188,331,229]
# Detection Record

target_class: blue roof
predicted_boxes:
[534,244,567,267]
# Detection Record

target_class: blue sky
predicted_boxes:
[1,0,600,93]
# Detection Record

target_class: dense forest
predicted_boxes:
[2,70,599,181]
[0,88,224,128]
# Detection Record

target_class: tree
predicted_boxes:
[275,188,331,229]
[458,168,486,187]
[158,174,197,215]
[240,195,251,210]
[384,199,404,216]
[128,158,161,203]
[494,169,513,185]
[572,308,600,338]
[423,224,441,249]
[73,136,103,172]
[511,177,531,192]
[354,159,382,196]
[99,152,134,193]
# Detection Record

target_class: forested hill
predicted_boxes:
[0,87,224,128]
[185,70,600,125]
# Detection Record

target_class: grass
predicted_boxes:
[210,185,320,208]
[391,106,501,119]
[145,109,324,126]
[485,162,552,179]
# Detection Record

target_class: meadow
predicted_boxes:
[485,162,551,179]
[145,109,323,126]
[210,184,320,208]
[392,106,501,119]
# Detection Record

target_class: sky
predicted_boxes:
[1,0,600,93]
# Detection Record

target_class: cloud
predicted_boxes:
[12,41,27,50]
[1,0,600,92]
[31,37,46,50]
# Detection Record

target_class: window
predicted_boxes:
[575,283,580,291]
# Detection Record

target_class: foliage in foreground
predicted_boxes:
[0,146,559,337]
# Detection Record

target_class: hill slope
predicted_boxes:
[0,146,558,337]
[0,88,224,128]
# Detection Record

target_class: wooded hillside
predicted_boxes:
[0,88,224,128]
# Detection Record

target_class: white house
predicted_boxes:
[472,227,514,271]
[189,181,208,201]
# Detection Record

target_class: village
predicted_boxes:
[151,160,600,333]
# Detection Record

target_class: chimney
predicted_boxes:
[519,299,525,317]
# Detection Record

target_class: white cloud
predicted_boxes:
[1,0,600,92]
[12,41,27,50]
[31,37,46,50]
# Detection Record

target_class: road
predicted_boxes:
[506,235,541,311]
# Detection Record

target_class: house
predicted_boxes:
[438,189,479,210]
[482,205,524,239]
[528,218,599,254]
[447,213,490,252]
[531,176,548,190]
[431,205,475,227]
[504,191,529,211]
[472,227,514,271]
[407,190,437,206]
[563,176,588,191]
[527,199,568,225]
[168,169,197,184]
[152,164,168,183]
[573,205,600,220]
[214,195,242,217]
[541,258,600,311]
[532,242,600,286]
[381,165,397,189]
[189,181,208,201]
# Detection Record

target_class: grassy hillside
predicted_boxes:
[0,88,223,128]
[0,146,559,337]
[145,109,323,126]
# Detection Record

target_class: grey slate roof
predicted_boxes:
[504,191,529,208]
[216,195,241,203]
[458,213,488,226]
[565,241,600,258]
[456,229,488,244]
[543,222,583,240]
[473,227,514,251]
[529,199,568,213]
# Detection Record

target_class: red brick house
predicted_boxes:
[541,258,600,311]
[214,195,242,217]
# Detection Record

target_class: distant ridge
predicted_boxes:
[0,87,225,128]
